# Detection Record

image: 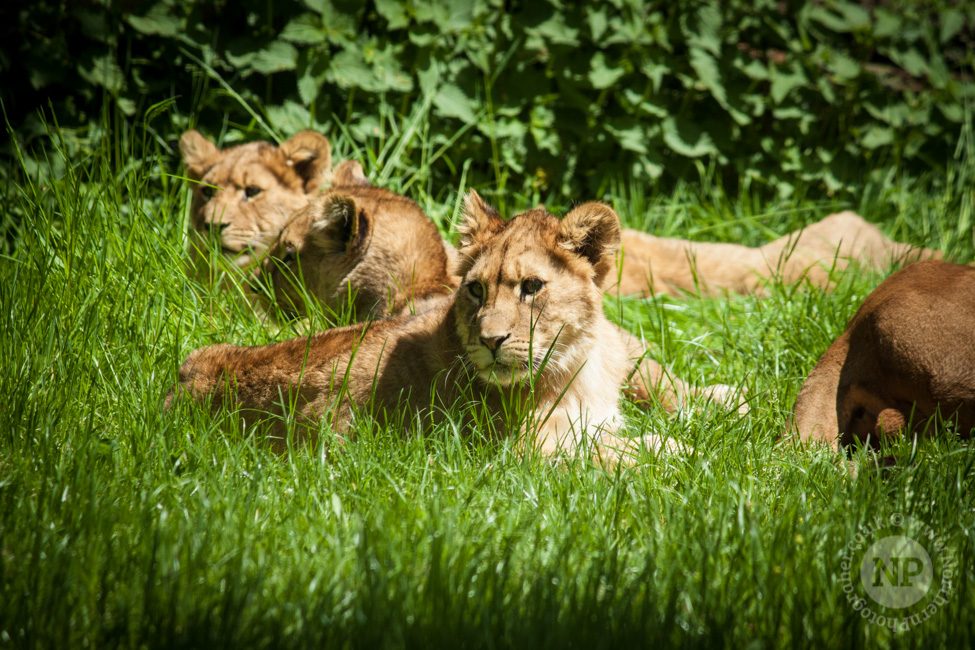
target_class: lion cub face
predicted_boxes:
[452,192,621,387]
[179,130,332,271]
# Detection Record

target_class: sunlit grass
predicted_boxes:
[1,110,973,649]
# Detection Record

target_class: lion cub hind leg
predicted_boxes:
[762,212,944,289]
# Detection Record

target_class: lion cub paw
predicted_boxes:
[700,384,750,415]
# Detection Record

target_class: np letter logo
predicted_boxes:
[861,536,933,608]
[873,556,926,588]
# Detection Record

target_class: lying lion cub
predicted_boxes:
[170,193,737,463]
[179,129,333,272]
[256,160,457,320]
[179,129,940,300]
[608,212,941,297]
[789,260,975,450]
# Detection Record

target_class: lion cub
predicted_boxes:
[255,160,457,321]
[179,130,333,272]
[789,260,975,450]
[608,212,942,297]
[171,193,735,463]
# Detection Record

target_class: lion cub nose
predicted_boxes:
[480,334,510,353]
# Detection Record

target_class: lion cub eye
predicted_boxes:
[244,186,262,199]
[280,244,297,265]
[521,278,545,295]
[200,185,215,200]
[467,282,484,300]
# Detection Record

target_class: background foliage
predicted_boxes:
[4,0,975,197]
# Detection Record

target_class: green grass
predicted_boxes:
[1,113,974,650]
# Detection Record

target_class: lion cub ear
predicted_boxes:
[309,194,364,254]
[280,131,333,194]
[179,130,219,180]
[455,190,505,276]
[558,202,622,285]
[332,160,371,187]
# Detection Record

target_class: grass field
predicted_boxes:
[1,117,973,649]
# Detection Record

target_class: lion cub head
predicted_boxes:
[452,192,622,387]
[179,130,332,271]
[256,161,454,321]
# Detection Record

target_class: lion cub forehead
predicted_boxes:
[474,222,566,283]
[203,143,292,186]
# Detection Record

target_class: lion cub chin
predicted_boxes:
[788,260,975,454]
[170,192,710,465]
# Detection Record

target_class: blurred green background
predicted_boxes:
[4,0,974,198]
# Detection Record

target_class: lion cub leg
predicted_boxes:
[760,212,942,289]
[615,326,748,414]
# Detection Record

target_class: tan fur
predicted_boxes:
[788,260,975,450]
[606,211,942,296]
[256,178,457,320]
[170,195,739,464]
[179,130,332,272]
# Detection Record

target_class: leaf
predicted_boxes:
[127,3,181,37]
[864,101,912,128]
[689,48,722,96]
[588,9,608,41]
[873,9,902,39]
[661,116,717,158]
[940,9,964,44]
[368,44,414,93]
[860,126,893,149]
[639,61,668,92]
[375,0,410,30]
[327,48,372,89]
[78,54,124,93]
[681,2,722,56]
[280,13,326,45]
[807,6,852,33]
[769,64,808,104]
[530,105,560,155]
[835,1,870,31]
[622,89,667,117]
[689,48,750,125]
[433,83,477,124]
[588,52,625,89]
[937,102,964,123]
[267,100,314,135]
[890,48,928,78]
[827,51,860,80]
[296,52,330,105]
[532,13,579,47]
[250,41,298,74]
[605,119,648,154]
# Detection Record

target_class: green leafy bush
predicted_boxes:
[3,0,975,197]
